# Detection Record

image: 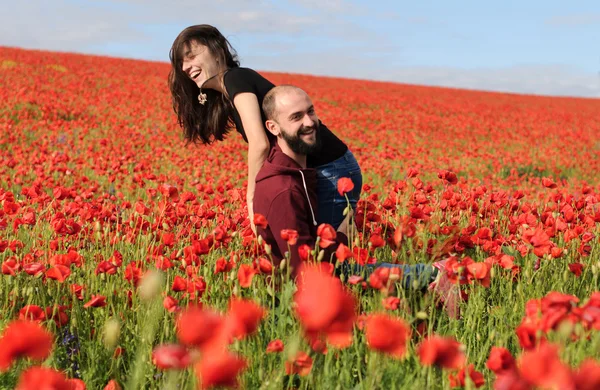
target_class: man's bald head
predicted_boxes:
[262,84,321,158]
[262,85,308,122]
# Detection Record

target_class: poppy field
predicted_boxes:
[1,46,600,389]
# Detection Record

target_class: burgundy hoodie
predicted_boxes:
[253,143,347,274]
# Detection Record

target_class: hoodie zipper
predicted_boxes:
[298,170,318,226]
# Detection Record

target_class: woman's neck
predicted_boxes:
[201,69,228,96]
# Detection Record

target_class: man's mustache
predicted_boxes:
[298,125,318,135]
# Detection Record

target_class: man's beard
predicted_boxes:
[280,124,322,155]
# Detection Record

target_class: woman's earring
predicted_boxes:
[198,91,207,105]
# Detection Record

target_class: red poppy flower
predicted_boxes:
[382,296,401,310]
[2,257,20,275]
[45,305,69,327]
[368,234,385,248]
[519,343,574,390]
[163,295,180,313]
[568,262,584,277]
[417,335,465,370]
[95,261,118,275]
[335,243,353,262]
[46,264,71,282]
[0,320,54,371]
[104,379,122,390]
[18,305,46,322]
[70,284,84,300]
[195,352,247,389]
[573,359,600,390]
[257,257,273,274]
[253,213,268,229]
[152,344,192,370]
[23,262,45,277]
[84,295,107,308]
[298,244,312,261]
[316,223,337,248]
[295,265,356,348]
[214,257,234,274]
[16,366,73,390]
[365,314,410,359]
[285,351,313,376]
[448,364,485,388]
[171,275,187,292]
[486,346,516,374]
[280,229,299,245]
[368,266,402,291]
[176,306,226,352]
[237,264,257,288]
[225,297,266,340]
[542,177,557,189]
[266,339,284,353]
[337,177,354,196]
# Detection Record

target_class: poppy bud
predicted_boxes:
[317,250,325,262]
[416,311,428,320]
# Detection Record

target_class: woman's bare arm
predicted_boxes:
[232,92,270,231]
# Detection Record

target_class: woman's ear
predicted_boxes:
[265,119,280,137]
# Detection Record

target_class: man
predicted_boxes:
[253,85,351,273]
[253,85,458,316]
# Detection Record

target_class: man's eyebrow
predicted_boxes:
[287,105,313,120]
[288,110,303,120]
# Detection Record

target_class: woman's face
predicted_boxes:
[181,40,223,89]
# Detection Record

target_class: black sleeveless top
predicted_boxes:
[223,67,348,167]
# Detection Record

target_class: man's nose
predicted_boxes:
[302,114,316,128]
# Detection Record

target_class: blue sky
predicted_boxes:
[2,0,599,97]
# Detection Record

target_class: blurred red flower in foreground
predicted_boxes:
[0,320,53,371]
[295,265,356,348]
[417,335,465,370]
[195,352,247,389]
[16,366,79,390]
[225,297,266,341]
[365,314,410,359]
[285,351,313,376]
[448,364,485,388]
[152,344,192,370]
[176,306,226,352]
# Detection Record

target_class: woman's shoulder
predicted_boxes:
[224,67,262,82]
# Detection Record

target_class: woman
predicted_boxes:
[168,24,362,230]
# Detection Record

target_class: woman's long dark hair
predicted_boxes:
[169,25,240,145]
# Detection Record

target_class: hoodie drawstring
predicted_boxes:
[298,170,318,226]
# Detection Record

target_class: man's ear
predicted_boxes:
[265,119,280,137]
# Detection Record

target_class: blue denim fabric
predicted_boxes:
[315,150,362,229]
[336,262,438,290]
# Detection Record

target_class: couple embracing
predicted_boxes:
[168,25,458,317]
